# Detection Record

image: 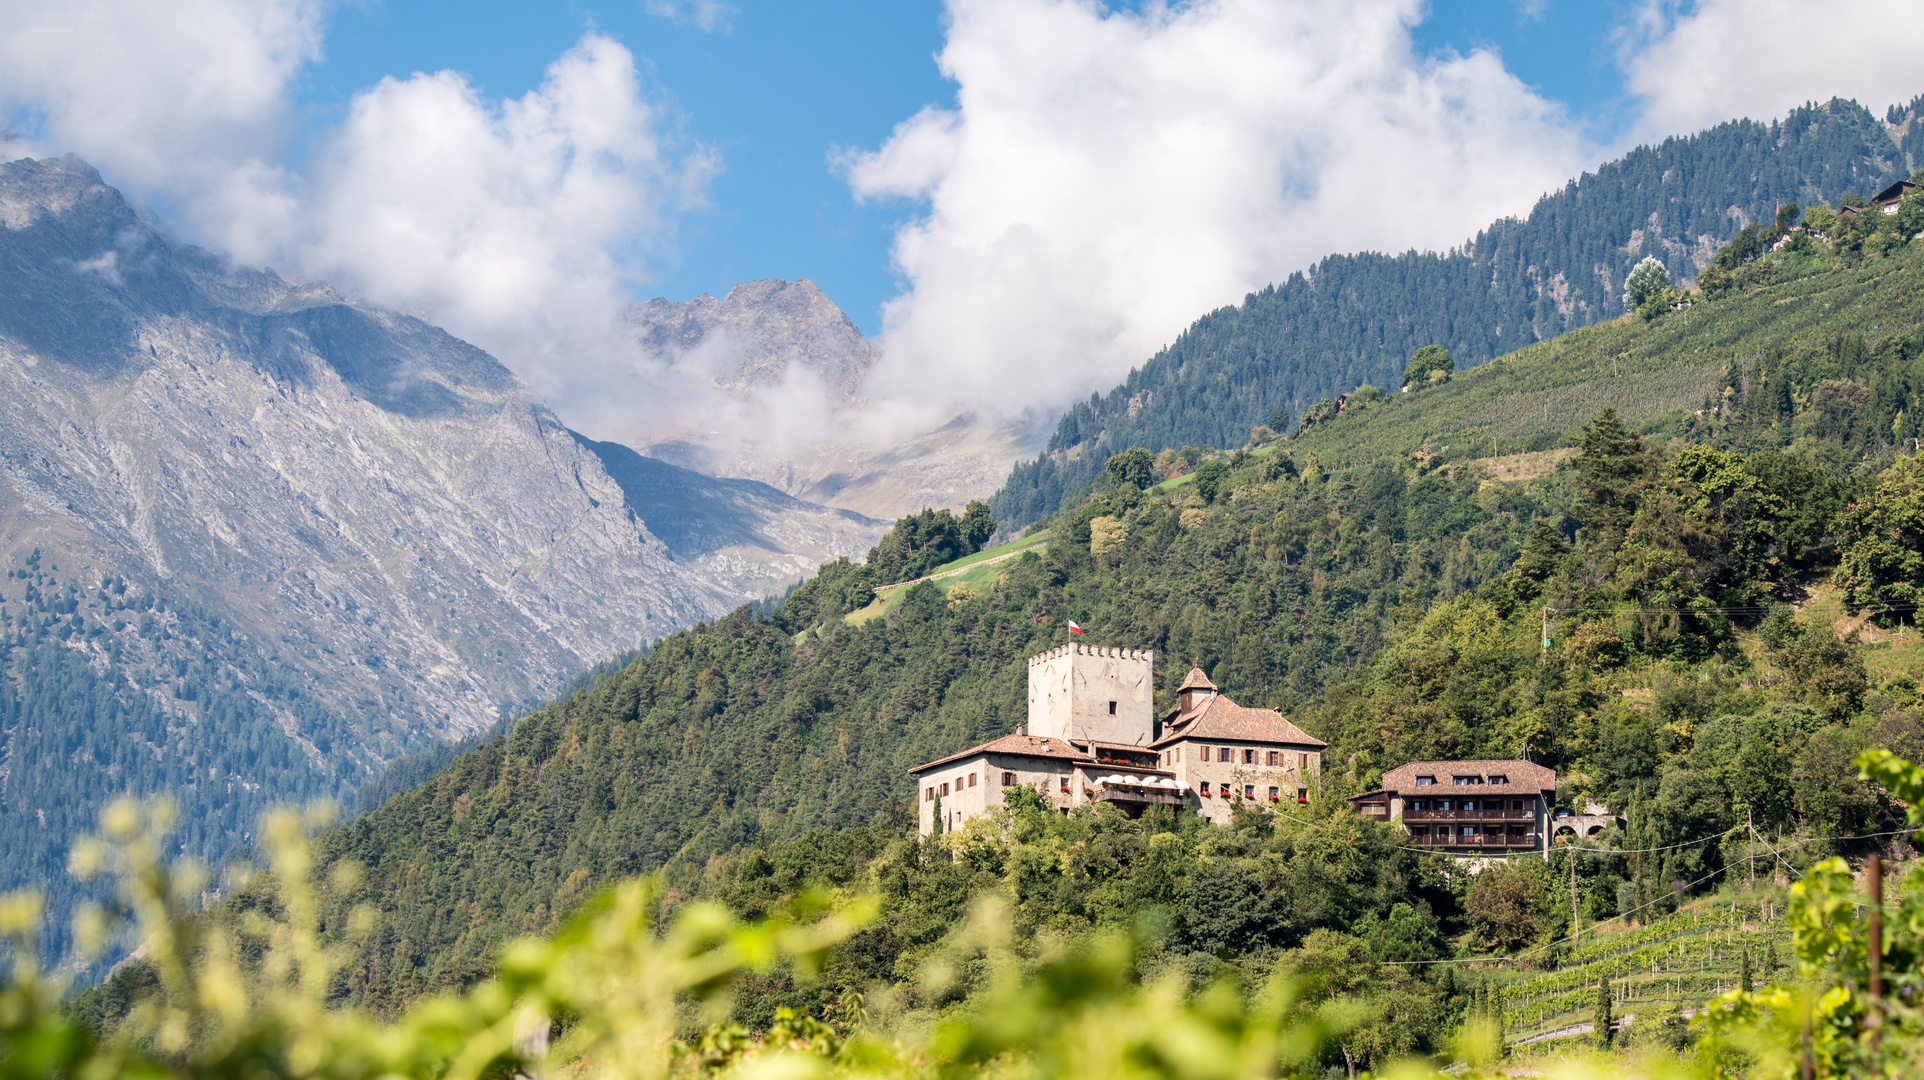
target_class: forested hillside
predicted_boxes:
[991,97,1911,529]
[0,562,361,972]
[169,223,1924,1019]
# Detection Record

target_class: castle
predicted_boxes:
[909,644,1326,834]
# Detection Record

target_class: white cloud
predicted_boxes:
[274,34,717,438]
[1623,0,1924,137]
[643,0,738,34]
[0,3,716,444]
[845,0,1588,421]
[0,0,325,195]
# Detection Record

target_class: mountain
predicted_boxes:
[0,154,884,963]
[632,278,1044,520]
[293,229,1924,1009]
[990,97,1915,530]
[628,278,876,404]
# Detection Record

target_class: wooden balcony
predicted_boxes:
[1403,808,1536,822]
[1403,832,1539,849]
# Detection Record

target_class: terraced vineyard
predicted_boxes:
[1498,898,1790,1044]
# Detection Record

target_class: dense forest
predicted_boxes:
[109,220,1918,1028]
[991,97,1912,531]
[0,558,367,972]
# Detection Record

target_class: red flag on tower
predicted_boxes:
[1067,620,1085,635]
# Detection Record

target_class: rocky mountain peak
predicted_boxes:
[626,277,876,403]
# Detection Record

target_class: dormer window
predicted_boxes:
[1488,774,1509,785]
[1415,775,1435,787]
[1452,775,1481,786]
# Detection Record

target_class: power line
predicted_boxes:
[1547,602,1920,616]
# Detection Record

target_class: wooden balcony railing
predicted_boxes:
[1403,808,1536,822]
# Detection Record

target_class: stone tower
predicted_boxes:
[1026,643,1155,745]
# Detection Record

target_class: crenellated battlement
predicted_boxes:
[1027,643,1154,666]
[1026,641,1155,745]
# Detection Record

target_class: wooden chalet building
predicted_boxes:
[1349,759,1556,856]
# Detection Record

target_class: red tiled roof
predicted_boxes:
[1151,693,1326,749]
[1176,666,1217,692]
[908,734,1087,775]
[1379,759,1556,795]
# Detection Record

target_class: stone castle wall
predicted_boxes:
[1026,643,1155,745]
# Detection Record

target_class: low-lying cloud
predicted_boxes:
[0,0,712,443]
[273,34,717,440]
[1621,0,1924,139]
[843,0,1588,420]
[846,0,1924,427]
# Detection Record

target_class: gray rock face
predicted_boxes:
[627,278,876,402]
[0,155,885,746]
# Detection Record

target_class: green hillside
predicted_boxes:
[990,96,1915,531]
[0,563,366,975]
[113,226,1911,1025]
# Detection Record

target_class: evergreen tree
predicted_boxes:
[1574,409,1654,548]
[1594,977,1615,1049]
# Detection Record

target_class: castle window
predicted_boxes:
[1243,784,1255,798]
[968,773,977,788]
[1218,747,1232,763]
[1266,750,1279,766]
[1200,781,1212,796]
[1268,786,1279,800]
[1296,788,1308,803]
[940,783,949,796]
[925,787,934,802]
[1299,753,1309,768]
[1243,749,1257,765]
[1108,700,1117,714]
[1003,772,1015,787]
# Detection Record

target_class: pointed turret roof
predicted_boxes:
[1177,665,1217,693]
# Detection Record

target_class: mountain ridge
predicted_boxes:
[0,153,886,965]
[989,96,1916,530]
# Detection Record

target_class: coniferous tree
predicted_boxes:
[1594,977,1615,1049]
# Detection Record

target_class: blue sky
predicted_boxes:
[299,0,1636,336]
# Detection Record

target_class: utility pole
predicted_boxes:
[1748,808,1756,892]
[1570,845,1581,946]
[1869,854,1884,1054]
